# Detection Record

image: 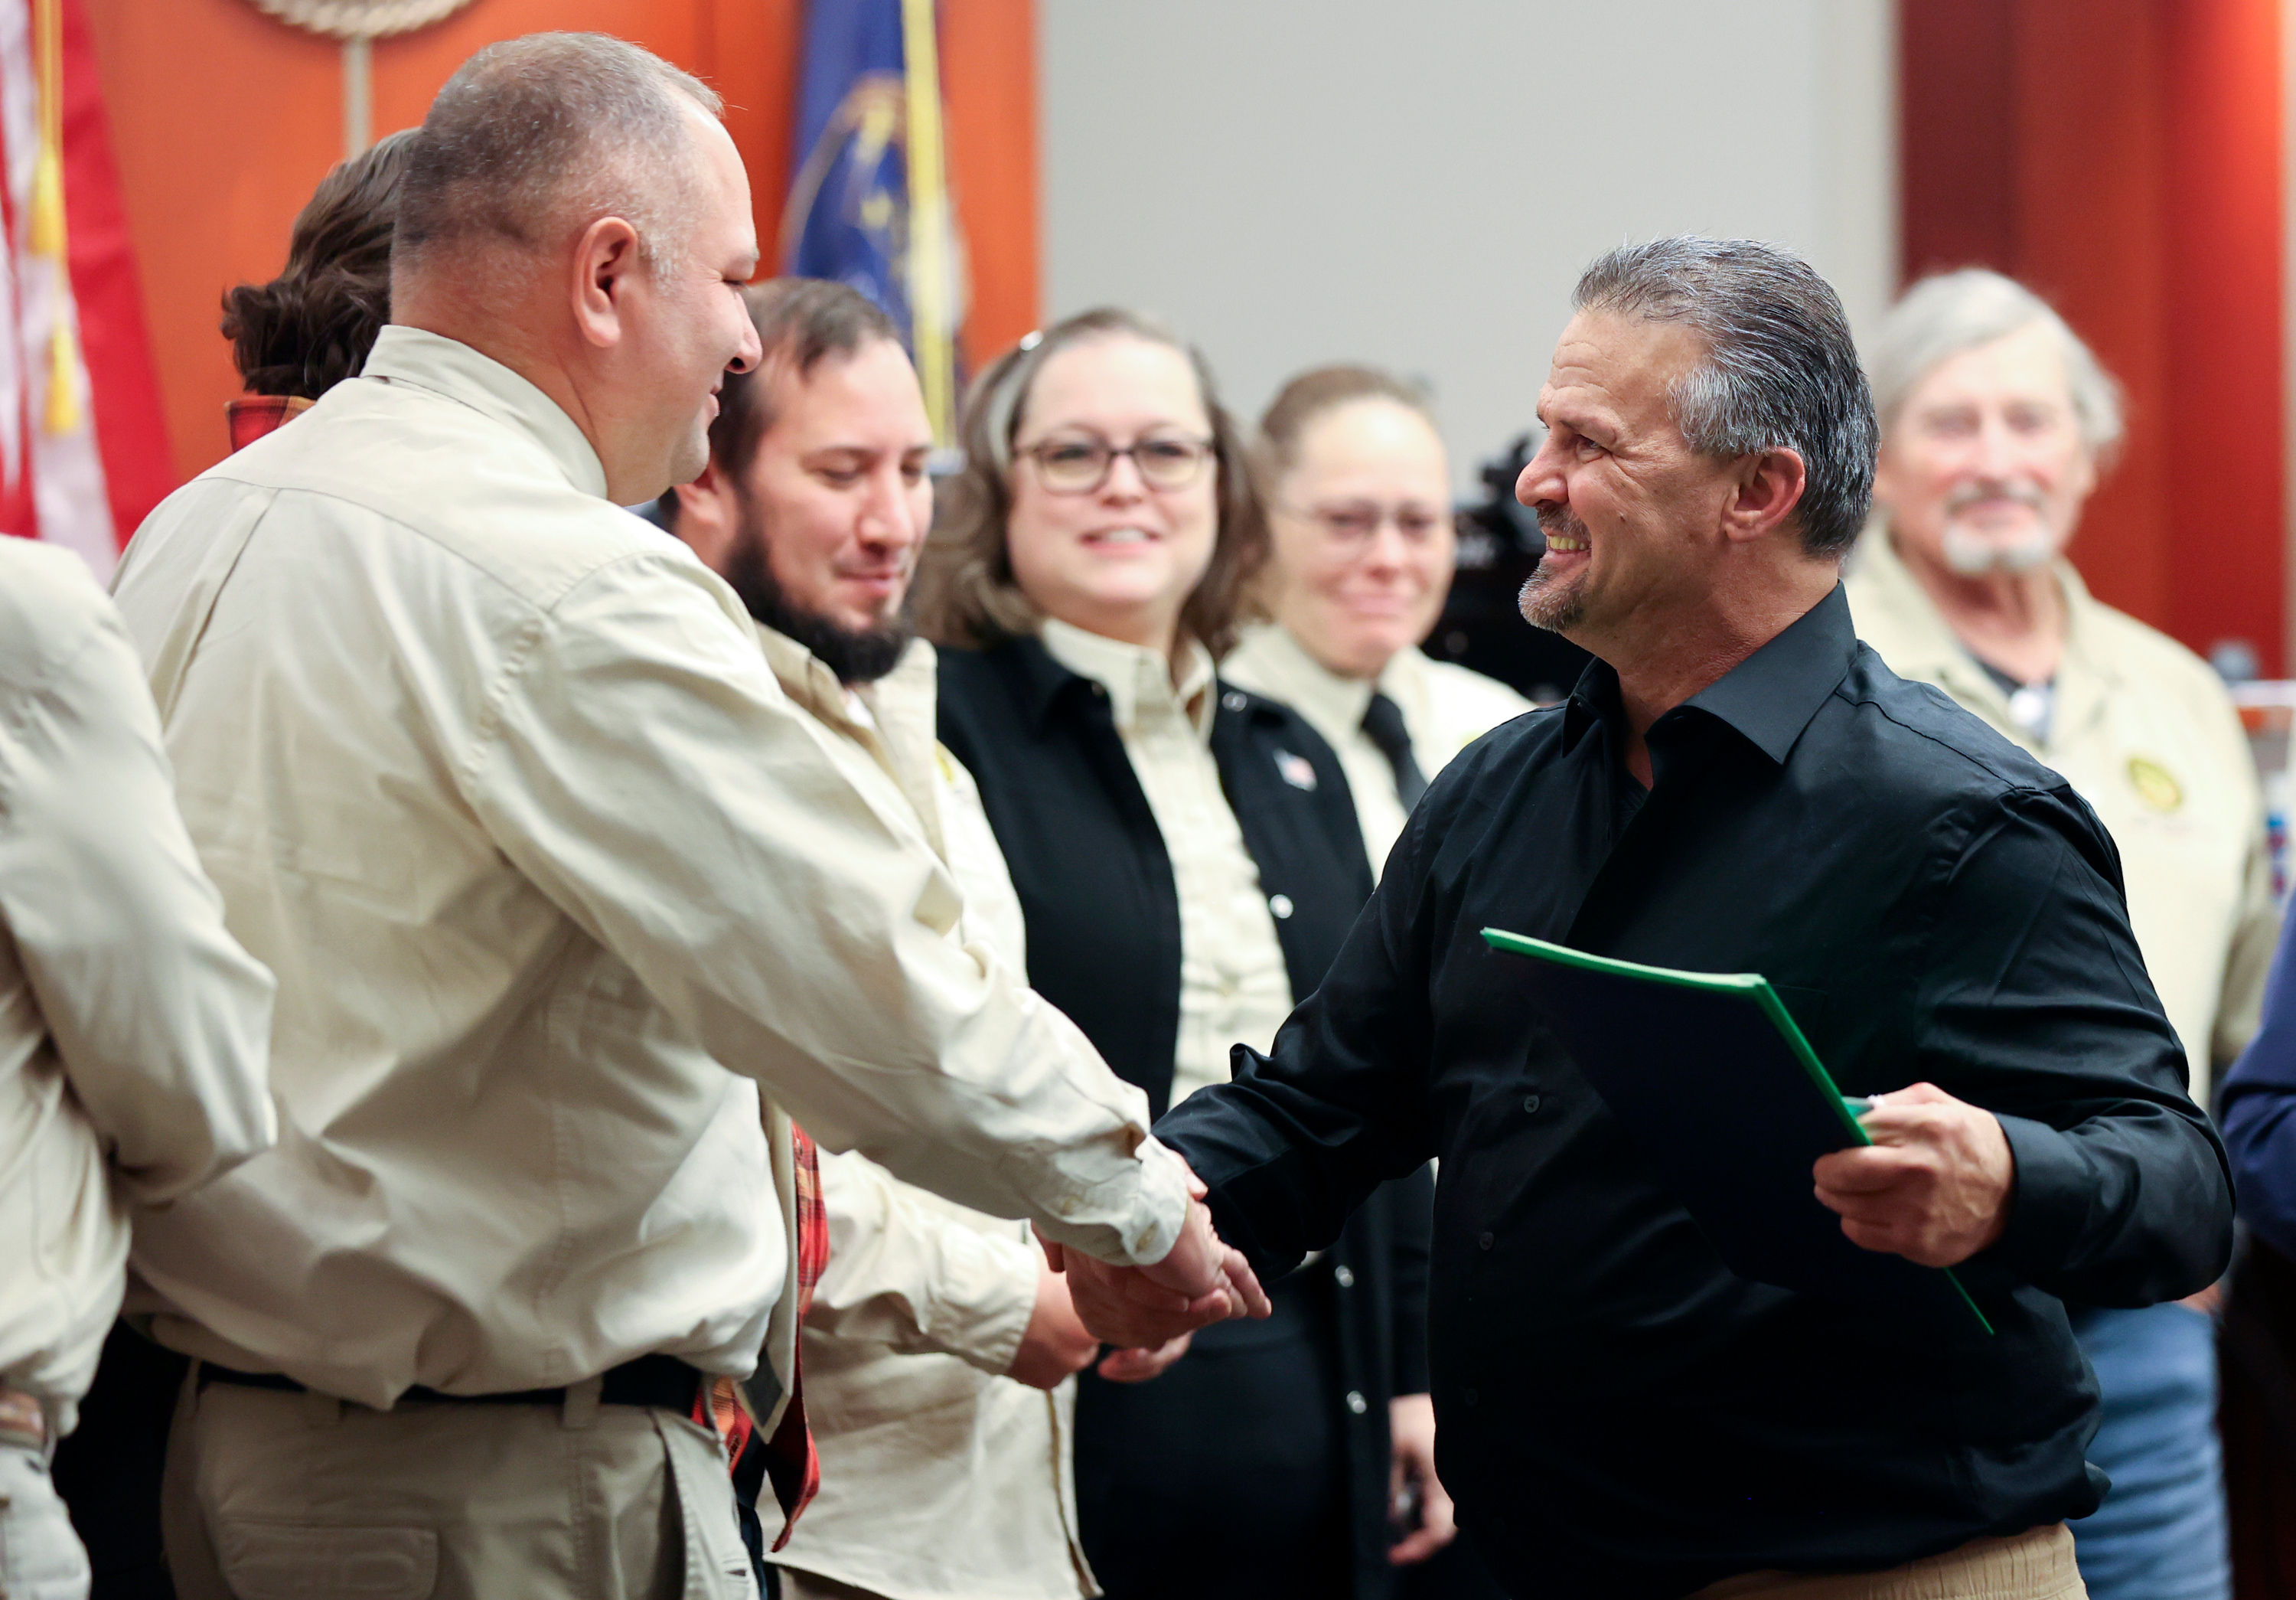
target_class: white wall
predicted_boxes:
[1039,0,1896,491]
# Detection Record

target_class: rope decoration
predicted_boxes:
[241,0,475,42]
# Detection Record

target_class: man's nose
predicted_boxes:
[726,318,763,377]
[1517,436,1565,511]
[862,469,925,547]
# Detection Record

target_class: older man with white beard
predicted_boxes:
[1845,269,2277,1600]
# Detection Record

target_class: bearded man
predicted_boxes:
[661,277,1151,1600]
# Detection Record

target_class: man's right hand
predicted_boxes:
[1040,1197,1271,1348]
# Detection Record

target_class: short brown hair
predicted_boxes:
[394,33,720,279]
[220,129,416,399]
[912,307,1264,658]
[1253,364,1437,494]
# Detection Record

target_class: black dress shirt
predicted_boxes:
[1153,585,2232,1599]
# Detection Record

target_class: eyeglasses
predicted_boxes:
[1017,433,1215,495]
[1278,501,1456,546]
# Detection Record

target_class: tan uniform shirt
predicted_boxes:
[0,538,274,1432]
[1223,623,1535,870]
[760,629,1091,1600]
[1846,534,2278,1103]
[106,326,1189,1412]
[1039,621,1295,1108]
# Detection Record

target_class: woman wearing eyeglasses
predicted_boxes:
[1222,368,1534,874]
[914,309,1448,1600]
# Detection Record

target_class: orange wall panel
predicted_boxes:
[1899,0,2286,672]
[80,0,1031,491]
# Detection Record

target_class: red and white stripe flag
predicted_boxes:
[0,0,170,582]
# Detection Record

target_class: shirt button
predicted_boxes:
[1332,1265,1355,1288]
[1522,1094,1541,1115]
[1223,691,1247,712]
[1268,893,1294,919]
[1345,1390,1368,1416]
[1462,1386,1480,1407]
[1479,1231,1495,1251]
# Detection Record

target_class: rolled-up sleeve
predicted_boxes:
[0,586,276,1201]
[1918,788,2232,1304]
[463,552,1189,1267]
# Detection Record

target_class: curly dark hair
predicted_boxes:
[220,129,416,400]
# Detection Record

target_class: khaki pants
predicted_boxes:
[1693,1524,2086,1600]
[161,1369,755,1600]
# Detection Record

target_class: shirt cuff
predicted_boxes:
[1989,1112,2087,1282]
[925,1230,1042,1378]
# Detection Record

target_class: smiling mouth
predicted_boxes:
[1084,527,1159,547]
[1544,534,1588,553]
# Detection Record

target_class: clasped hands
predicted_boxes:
[1035,1164,1270,1371]
[1812,1082,2014,1267]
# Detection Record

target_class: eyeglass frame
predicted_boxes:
[1273,498,1458,546]
[1013,429,1218,496]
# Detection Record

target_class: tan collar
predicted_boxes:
[359,325,608,500]
[754,622,946,854]
[1848,529,2120,752]
[1039,617,1218,740]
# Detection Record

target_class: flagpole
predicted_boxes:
[899,0,954,447]
[343,34,372,159]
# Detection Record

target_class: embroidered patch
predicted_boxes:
[1275,749,1319,791]
[2127,755,2183,813]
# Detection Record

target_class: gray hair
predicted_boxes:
[1574,236,1878,559]
[393,33,722,279]
[1867,269,2124,462]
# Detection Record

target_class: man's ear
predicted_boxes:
[1722,448,1809,545]
[570,215,644,352]
[671,459,739,573]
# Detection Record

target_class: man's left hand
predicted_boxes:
[1812,1082,2014,1268]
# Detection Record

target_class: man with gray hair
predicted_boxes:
[109,33,1257,1600]
[1112,237,2232,1598]
[1848,268,2275,1600]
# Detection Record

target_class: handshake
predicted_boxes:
[1035,1164,1271,1382]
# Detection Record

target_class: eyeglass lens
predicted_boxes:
[1029,435,1209,493]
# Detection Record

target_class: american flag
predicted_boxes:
[0,0,170,582]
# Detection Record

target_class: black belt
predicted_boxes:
[197,1351,707,1412]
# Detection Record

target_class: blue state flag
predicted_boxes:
[783,0,960,439]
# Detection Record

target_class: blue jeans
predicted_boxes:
[2066,1303,2228,1600]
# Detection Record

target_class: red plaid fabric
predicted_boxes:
[764,1123,827,1546]
[696,1122,828,1550]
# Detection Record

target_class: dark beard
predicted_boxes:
[1518,504,1590,633]
[722,501,913,686]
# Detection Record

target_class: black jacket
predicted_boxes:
[938,635,1433,1596]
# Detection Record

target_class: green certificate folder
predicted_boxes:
[1480,927,1991,1334]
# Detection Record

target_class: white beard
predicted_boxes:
[1940,524,2058,576]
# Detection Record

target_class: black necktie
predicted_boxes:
[1361,692,1428,809]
